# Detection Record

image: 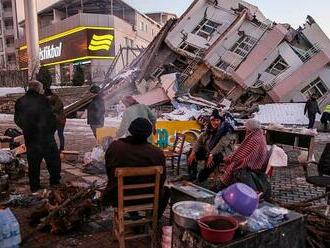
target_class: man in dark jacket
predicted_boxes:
[304,94,321,129]
[44,88,66,151]
[102,118,169,217]
[87,85,105,137]
[14,81,61,192]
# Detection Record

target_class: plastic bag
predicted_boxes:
[246,209,273,232]
[0,208,21,248]
[214,191,236,215]
[266,145,287,174]
[0,150,13,164]
[90,147,105,163]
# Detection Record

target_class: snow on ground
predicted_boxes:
[254,103,320,126]
[0,86,85,97]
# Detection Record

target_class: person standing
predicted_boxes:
[116,96,157,142]
[304,94,321,129]
[14,81,61,192]
[44,88,66,151]
[320,104,330,130]
[87,85,105,138]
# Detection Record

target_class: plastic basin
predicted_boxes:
[198,215,238,244]
[222,183,258,216]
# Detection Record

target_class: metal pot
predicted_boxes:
[172,201,217,230]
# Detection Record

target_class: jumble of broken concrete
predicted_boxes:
[66,0,329,123]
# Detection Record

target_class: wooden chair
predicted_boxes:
[113,166,164,248]
[164,133,186,175]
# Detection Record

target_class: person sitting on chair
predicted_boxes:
[215,120,271,197]
[102,118,170,217]
[187,109,236,183]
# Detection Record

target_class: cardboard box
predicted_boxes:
[61,151,79,162]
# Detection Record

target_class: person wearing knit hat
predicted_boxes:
[103,118,170,217]
[128,118,153,141]
[187,109,236,183]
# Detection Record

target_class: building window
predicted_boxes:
[151,67,164,79]
[192,18,221,39]
[0,55,5,68]
[145,23,148,33]
[139,21,144,31]
[266,56,289,76]
[301,77,329,99]
[215,59,230,71]
[0,38,3,52]
[230,35,257,58]
[0,21,2,35]
[125,37,134,48]
[179,42,200,54]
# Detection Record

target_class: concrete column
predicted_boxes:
[55,64,61,85]
[23,0,40,80]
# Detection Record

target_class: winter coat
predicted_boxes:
[304,99,321,117]
[87,95,105,126]
[102,136,166,206]
[47,94,66,127]
[14,90,57,145]
[116,104,157,141]
[193,122,236,157]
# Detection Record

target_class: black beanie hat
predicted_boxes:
[210,109,222,120]
[128,118,152,139]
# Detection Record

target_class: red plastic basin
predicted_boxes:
[198,216,238,244]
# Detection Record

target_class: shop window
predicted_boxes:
[230,35,257,58]
[301,77,329,99]
[179,42,200,54]
[266,56,289,76]
[192,18,221,39]
[215,59,230,71]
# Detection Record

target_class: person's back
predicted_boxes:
[87,95,105,125]
[103,118,165,206]
[15,89,56,144]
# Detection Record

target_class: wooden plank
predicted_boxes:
[124,203,153,213]
[124,218,153,226]
[123,183,155,190]
[124,194,154,201]
[125,233,150,241]
[116,166,163,177]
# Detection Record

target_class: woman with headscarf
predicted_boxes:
[116,95,157,142]
[218,119,268,189]
[87,85,105,138]
[187,109,236,183]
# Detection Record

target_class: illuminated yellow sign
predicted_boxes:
[19,26,115,69]
[88,34,114,51]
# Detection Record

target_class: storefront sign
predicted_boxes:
[39,42,63,61]
[19,27,115,69]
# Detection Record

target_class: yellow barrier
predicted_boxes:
[96,120,201,146]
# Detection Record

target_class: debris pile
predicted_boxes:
[282,196,330,248]
[29,183,98,234]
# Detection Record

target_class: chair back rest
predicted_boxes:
[318,143,330,176]
[172,133,186,154]
[115,166,164,217]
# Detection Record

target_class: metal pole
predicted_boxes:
[23,0,40,81]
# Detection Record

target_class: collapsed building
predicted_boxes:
[66,0,330,116]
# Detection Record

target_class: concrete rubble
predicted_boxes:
[64,0,330,125]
